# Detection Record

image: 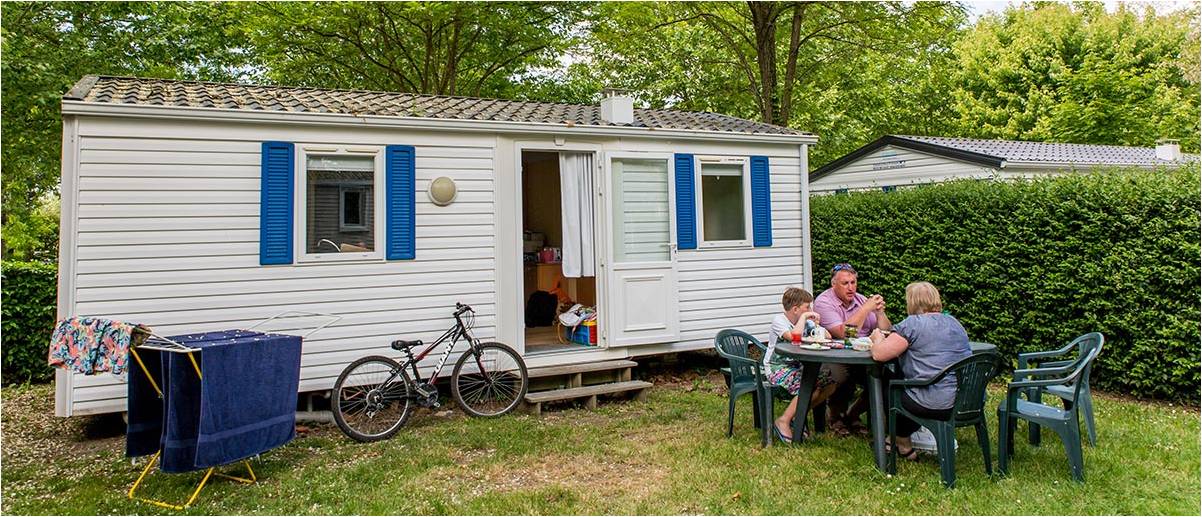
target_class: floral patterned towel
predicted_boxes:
[47,317,136,376]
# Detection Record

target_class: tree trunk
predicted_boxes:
[748,1,781,125]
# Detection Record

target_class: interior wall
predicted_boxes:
[521,151,562,248]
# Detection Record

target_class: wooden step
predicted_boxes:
[526,360,637,379]
[523,380,652,417]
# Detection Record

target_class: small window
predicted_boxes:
[698,160,750,247]
[340,186,368,231]
[300,150,382,259]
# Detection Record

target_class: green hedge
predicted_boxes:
[1,261,58,385]
[810,165,1201,401]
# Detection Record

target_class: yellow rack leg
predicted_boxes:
[128,453,258,510]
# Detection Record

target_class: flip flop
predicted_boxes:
[774,425,793,444]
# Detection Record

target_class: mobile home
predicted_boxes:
[809,134,1198,194]
[55,76,818,416]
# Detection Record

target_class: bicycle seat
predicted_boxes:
[391,339,422,351]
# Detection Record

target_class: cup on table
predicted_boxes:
[843,323,858,345]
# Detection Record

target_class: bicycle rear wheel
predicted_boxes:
[451,342,528,417]
[332,355,413,442]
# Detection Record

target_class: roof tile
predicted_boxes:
[65,76,811,137]
[897,135,1199,166]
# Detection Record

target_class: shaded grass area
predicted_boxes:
[2,371,1198,515]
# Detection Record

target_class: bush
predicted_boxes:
[2,261,57,385]
[810,165,1201,401]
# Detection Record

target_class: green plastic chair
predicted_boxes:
[714,329,773,447]
[887,350,1004,488]
[1018,333,1104,446]
[719,340,827,435]
[998,339,1103,483]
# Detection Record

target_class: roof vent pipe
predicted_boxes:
[1156,138,1182,161]
[600,88,634,125]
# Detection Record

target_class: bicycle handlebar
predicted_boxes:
[454,303,473,317]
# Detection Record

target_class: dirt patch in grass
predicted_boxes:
[438,451,669,503]
[1,384,125,466]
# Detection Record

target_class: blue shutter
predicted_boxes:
[260,142,294,265]
[674,153,697,250]
[385,145,416,260]
[750,155,772,247]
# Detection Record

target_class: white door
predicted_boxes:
[603,153,681,347]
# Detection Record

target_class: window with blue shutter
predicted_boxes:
[674,153,697,250]
[749,155,772,247]
[260,142,294,265]
[385,145,416,260]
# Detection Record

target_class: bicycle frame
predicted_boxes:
[394,311,477,387]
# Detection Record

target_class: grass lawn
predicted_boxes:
[2,367,1198,515]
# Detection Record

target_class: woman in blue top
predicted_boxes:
[868,281,971,460]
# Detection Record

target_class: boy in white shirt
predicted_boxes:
[764,287,839,442]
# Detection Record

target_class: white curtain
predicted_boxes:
[559,152,596,278]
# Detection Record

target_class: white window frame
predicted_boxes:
[338,185,370,231]
[695,155,753,249]
[295,145,386,263]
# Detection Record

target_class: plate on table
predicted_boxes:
[801,336,832,344]
[799,343,827,350]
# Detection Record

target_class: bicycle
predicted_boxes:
[331,302,529,442]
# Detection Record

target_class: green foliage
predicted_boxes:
[581,1,966,150]
[237,2,591,99]
[1,261,58,385]
[0,2,257,260]
[951,3,1200,152]
[810,166,1201,401]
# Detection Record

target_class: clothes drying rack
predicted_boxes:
[126,311,340,510]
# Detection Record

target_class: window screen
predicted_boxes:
[700,163,746,243]
[306,155,375,254]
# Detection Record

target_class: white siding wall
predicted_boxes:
[62,117,499,415]
[810,145,1000,193]
[614,142,806,349]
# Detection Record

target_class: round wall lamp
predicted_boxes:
[428,176,457,206]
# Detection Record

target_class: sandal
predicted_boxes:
[828,419,852,438]
[774,423,811,443]
[774,425,793,444]
[847,420,869,437]
[885,442,919,461]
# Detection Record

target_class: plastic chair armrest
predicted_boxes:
[889,377,938,388]
[1016,343,1075,368]
[1013,363,1074,379]
[1008,376,1072,390]
[1037,359,1073,368]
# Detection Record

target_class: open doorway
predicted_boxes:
[521,150,599,355]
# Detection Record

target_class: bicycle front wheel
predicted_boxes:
[332,355,413,442]
[451,342,528,417]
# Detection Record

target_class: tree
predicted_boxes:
[582,1,964,129]
[237,2,591,99]
[0,1,256,259]
[950,3,1200,151]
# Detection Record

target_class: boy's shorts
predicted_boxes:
[767,362,837,396]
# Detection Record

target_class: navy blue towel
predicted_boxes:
[160,348,204,473]
[194,331,301,469]
[126,348,164,458]
[123,330,302,473]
